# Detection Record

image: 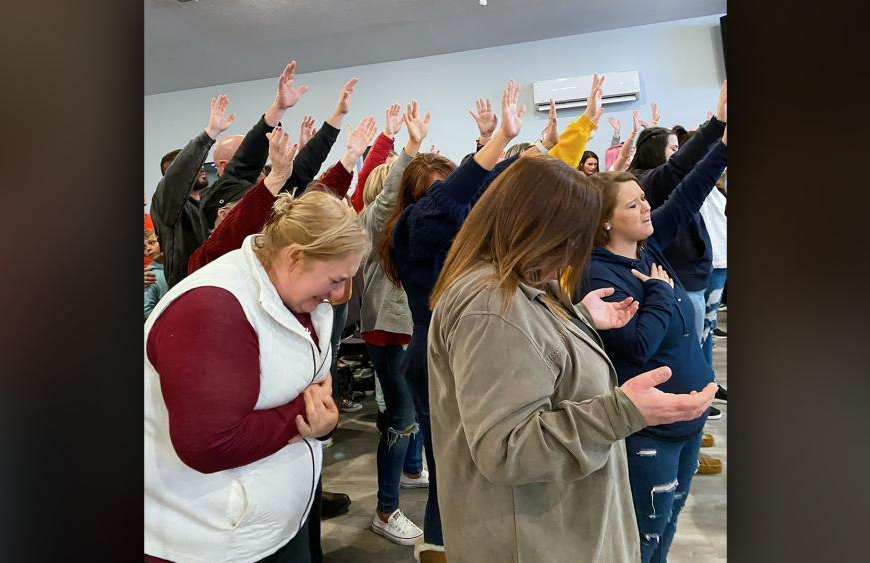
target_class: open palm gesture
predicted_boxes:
[469,97,498,138]
[275,60,309,109]
[580,287,639,330]
[384,103,403,137]
[206,94,236,138]
[404,99,431,144]
[499,79,525,139]
[347,117,377,155]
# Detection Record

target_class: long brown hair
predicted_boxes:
[589,171,640,247]
[379,153,457,285]
[431,154,600,317]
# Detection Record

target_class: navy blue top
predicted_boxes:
[633,117,726,291]
[583,141,728,439]
[391,155,518,327]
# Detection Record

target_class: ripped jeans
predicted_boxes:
[366,343,423,514]
[625,431,704,563]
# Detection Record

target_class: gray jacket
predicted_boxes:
[428,265,646,563]
[358,149,413,336]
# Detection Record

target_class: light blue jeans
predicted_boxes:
[702,268,728,368]
[685,289,706,347]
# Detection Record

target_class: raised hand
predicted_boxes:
[297,115,316,150]
[384,103,403,137]
[274,60,309,110]
[631,263,675,288]
[607,117,621,135]
[469,97,498,138]
[429,144,441,155]
[264,127,298,194]
[205,94,236,139]
[620,367,717,426]
[631,110,641,133]
[335,78,357,116]
[582,74,605,125]
[403,99,431,145]
[499,79,525,139]
[347,116,378,156]
[580,287,639,330]
[650,102,661,126]
[715,80,727,123]
[541,99,559,149]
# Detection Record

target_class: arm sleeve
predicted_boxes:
[547,114,596,169]
[144,285,159,322]
[361,148,414,242]
[146,287,306,474]
[281,122,340,194]
[317,160,354,199]
[446,313,645,485]
[649,141,728,248]
[352,133,395,212]
[610,131,621,147]
[151,131,215,228]
[433,154,491,207]
[222,115,274,185]
[187,180,277,274]
[589,274,677,365]
[642,117,727,209]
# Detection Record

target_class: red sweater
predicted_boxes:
[351,132,395,212]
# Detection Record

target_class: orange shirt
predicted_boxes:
[144,213,154,267]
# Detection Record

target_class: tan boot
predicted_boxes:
[419,551,447,563]
[702,433,715,447]
[696,452,723,475]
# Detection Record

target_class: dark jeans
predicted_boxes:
[701,268,728,369]
[330,302,350,401]
[625,431,703,563]
[367,343,422,513]
[257,478,321,563]
[406,326,443,546]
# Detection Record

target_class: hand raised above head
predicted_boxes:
[403,99,431,144]
[297,115,316,149]
[498,79,525,139]
[274,60,309,110]
[384,103,403,137]
[205,94,236,139]
[469,97,497,138]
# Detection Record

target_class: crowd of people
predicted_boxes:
[143,58,728,563]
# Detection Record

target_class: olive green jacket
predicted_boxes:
[428,265,646,563]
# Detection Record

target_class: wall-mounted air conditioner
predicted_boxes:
[533,70,640,111]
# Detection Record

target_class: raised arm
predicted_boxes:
[187,127,298,274]
[361,101,427,238]
[469,96,498,150]
[612,110,641,172]
[643,81,727,208]
[280,78,357,194]
[649,132,728,248]
[151,95,233,228]
[317,116,377,199]
[351,104,401,212]
[547,74,604,167]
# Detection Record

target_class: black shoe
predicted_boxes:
[321,491,351,519]
[714,384,727,404]
[713,327,728,338]
[707,406,723,420]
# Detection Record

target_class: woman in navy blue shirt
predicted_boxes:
[581,130,727,563]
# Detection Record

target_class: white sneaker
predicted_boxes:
[400,468,430,489]
[371,509,423,545]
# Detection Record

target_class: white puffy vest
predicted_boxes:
[144,235,333,563]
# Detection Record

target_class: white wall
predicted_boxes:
[144,14,725,209]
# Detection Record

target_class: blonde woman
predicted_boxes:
[428,155,716,562]
[144,186,369,562]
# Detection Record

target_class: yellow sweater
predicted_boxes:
[548,114,597,169]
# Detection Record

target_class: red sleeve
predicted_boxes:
[318,160,354,199]
[351,132,395,212]
[146,286,306,474]
[187,180,277,274]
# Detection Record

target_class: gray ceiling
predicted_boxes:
[145,0,726,95]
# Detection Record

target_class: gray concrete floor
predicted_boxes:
[321,311,727,562]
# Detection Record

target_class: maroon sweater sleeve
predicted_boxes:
[351,132,394,212]
[146,286,305,474]
[317,160,354,199]
[187,180,277,274]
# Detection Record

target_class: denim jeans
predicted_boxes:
[405,326,443,546]
[702,268,728,368]
[366,343,423,513]
[685,289,706,347]
[625,431,703,563]
[330,302,350,401]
